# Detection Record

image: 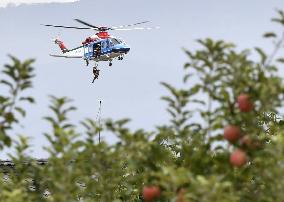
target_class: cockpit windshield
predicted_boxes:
[111,38,120,45]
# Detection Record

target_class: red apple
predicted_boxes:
[240,135,262,149]
[230,149,247,167]
[237,94,254,112]
[240,135,253,147]
[143,186,161,202]
[224,125,241,143]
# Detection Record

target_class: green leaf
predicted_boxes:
[263,32,277,38]
[116,119,131,127]
[3,135,11,147]
[0,96,8,104]
[20,81,32,90]
[183,48,193,58]
[255,47,267,64]
[62,124,74,129]
[272,18,284,25]
[43,116,57,126]
[4,112,15,123]
[166,108,176,118]
[184,63,191,69]
[276,58,284,63]
[191,99,206,105]
[15,107,26,117]
[161,96,175,105]
[0,79,14,90]
[183,74,192,83]
[62,106,77,115]
[189,85,201,96]
[19,97,35,104]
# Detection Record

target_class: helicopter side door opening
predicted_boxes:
[93,42,101,59]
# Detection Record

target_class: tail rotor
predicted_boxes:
[52,34,68,53]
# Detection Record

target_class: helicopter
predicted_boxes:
[42,19,159,83]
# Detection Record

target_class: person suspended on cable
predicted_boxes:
[92,67,100,83]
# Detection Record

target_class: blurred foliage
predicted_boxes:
[1,10,284,202]
[0,55,35,148]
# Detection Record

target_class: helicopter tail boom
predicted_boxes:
[50,44,84,58]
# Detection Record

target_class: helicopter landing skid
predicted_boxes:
[92,65,100,83]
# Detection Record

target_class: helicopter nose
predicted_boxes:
[123,47,130,53]
[113,46,130,53]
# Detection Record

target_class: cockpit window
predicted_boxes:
[111,38,120,45]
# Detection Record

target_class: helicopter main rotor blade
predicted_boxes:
[112,26,160,31]
[111,21,150,29]
[42,20,158,32]
[74,19,100,29]
[41,24,97,30]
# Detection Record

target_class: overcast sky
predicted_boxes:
[0,0,79,8]
[1,0,284,158]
